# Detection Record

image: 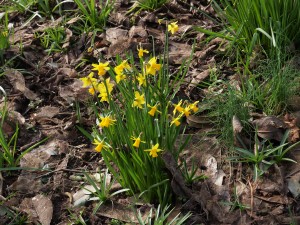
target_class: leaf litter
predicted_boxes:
[1,0,300,224]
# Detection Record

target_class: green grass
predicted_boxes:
[212,0,300,57]
[128,0,169,14]
[35,26,66,54]
[73,0,114,30]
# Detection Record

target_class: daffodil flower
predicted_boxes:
[170,116,181,127]
[80,72,97,87]
[189,101,199,113]
[168,21,179,34]
[183,106,191,117]
[173,100,184,115]
[131,134,146,148]
[99,115,116,128]
[137,73,146,87]
[97,78,114,102]
[137,46,149,58]
[146,57,161,76]
[116,73,126,83]
[132,91,145,108]
[144,143,163,158]
[88,87,96,95]
[92,61,110,76]
[93,139,107,152]
[147,104,161,117]
[114,60,131,75]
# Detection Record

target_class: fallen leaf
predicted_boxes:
[128,26,148,39]
[287,173,300,198]
[169,42,192,64]
[4,69,39,100]
[186,114,212,128]
[106,28,128,44]
[8,175,42,193]
[32,194,53,225]
[73,185,97,207]
[96,202,152,223]
[53,155,69,190]
[252,116,287,141]
[20,139,59,168]
[62,28,73,49]
[58,67,77,78]
[32,106,60,121]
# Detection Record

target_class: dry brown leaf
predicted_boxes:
[20,198,39,223]
[186,115,211,128]
[53,155,69,190]
[59,79,90,103]
[32,106,60,121]
[8,175,42,193]
[128,26,148,39]
[32,194,53,225]
[58,67,77,78]
[20,140,59,168]
[4,69,39,100]
[33,17,63,32]
[96,202,152,223]
[190,69,210,85]
[252,116,287,141]
[194,44,216,60]
[62,28,73,49]
[169,42,192,64]
[106,28,128,44]
[232,115,243,134]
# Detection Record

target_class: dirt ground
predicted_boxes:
[1,0,300,224]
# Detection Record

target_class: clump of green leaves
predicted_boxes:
[230,130,299,180]
[84,169,129,214]
[0,95,48,169]
[35,26,66,54]
[0,12,10,65]
[79,29,195,206]
[135,204,191,225]
[73,0,114,30]
[129,0,169,13]
[213,0,300,56]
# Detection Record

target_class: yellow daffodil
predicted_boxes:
[158,19,163,25]
[183,106,191,117]
[144,143,163,158]
[92,61,110,76]
[189,101,199,113]
[147,104,161,117]
[170,116,181,126]
[97,78,114,102]
[88,87,96,95]
[93,139,107,152]
[131,134,146,148]
[173,100,184,115]
[99,115,116,128]
[116,73,126,83]
[137,73,146,87]
[137,46,149,58]
[114,60,131,75]
[132,91,145,108]
[80,72,97,87]
[168,21,179,35]
[99,93,109,102]
[146,57,161,76]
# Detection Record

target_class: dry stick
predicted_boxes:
[35,168,90,179]
[162,151,208,216]
[248,179,254,217]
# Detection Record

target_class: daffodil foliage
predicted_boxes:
[79,27,197,206]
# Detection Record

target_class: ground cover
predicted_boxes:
[1,0,300,224]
